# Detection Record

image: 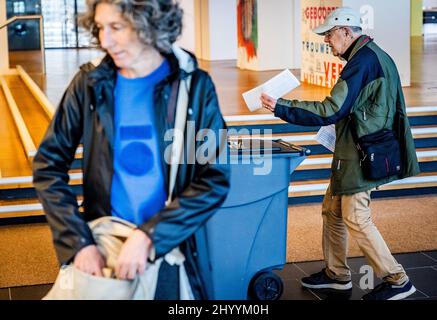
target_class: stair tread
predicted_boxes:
[298,148,437,169]
[289,173,437,196]
[224,106,437,125]
[227,126,437,147]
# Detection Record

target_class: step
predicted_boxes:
[224,106,437,125]
[0,171,83,189]
[0,202,44,218]
[225,108,437,134]
[228,126,437,155]
[228,126,437,144]
[298,148,437,170]
[2,174,436,219]
[288,173,437,197]
[2,147,436,188]
[0,198,83,220]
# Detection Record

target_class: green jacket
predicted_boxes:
[275,35,420,195]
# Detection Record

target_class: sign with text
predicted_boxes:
[301,0,344,88]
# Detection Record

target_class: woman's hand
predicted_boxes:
[260,93,277,113]
[115,229,152,280]
[74,244,105,276]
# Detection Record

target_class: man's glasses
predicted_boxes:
[324,27,343,39]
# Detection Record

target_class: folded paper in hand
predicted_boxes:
[242,69,300,112]
[315,124,336,153]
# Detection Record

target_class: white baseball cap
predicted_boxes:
[313,7,362,35]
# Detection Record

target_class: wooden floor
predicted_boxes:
[8,34,437,117]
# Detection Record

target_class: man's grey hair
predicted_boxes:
[80,0,183,53]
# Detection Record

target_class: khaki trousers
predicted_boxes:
[322,184,407,285]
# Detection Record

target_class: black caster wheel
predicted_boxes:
[249,271,283,300]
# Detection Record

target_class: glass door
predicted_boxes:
[6,0,42,50]
[41,0,91,48]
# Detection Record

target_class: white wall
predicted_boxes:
[292,0,301,69]
[0,0,9,73]
[179,0,237,60]
[257,0,295,70]
[344,0,411,86]
[208,0,237,60]
[423,0,437,8]
[177,0,196,53]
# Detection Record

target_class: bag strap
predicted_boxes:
[166,75,191,206]
[348,115,360,143]
[348,115,365,160]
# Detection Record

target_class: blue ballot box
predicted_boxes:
[196,139,308,300]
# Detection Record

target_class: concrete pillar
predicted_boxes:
[0,0,9,74]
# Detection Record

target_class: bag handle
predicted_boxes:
[166,75,191,206]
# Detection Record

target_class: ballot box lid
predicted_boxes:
[228,138,310,156]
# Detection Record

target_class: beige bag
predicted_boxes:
[43,216,193,300]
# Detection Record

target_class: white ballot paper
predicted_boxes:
[242,69,300,112]
[315,124,336,153]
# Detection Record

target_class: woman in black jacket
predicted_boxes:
[33,0,230,299]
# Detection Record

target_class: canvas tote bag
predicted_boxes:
[43,216,193,300]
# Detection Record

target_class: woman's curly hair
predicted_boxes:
[80,0,183,53]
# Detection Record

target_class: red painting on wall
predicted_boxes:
[237,0,258,61]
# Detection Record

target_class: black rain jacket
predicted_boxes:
[33,47,230,299]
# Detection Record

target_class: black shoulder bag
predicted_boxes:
[349,116,401,180]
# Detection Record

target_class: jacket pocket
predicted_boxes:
[331,158,362,192]
[353,104,391,137]
[363,102,387,118]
